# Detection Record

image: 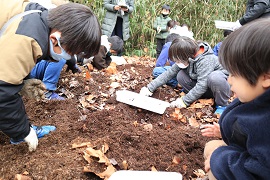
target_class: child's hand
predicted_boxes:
[121,7,128,12]
[114,5,121,10]
[201,122,221,138]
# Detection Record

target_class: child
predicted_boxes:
[0,1,101,152]
[30,56,81,100]
[212,29,232,56]
[152,33,181,88]
[77,35,124,70]
[140,37,230,114]
[201,18,270,180]
[153,4,172,59]
[167,20,194,40]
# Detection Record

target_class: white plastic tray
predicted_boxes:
[116,90,170,114]
[108,170,182,180]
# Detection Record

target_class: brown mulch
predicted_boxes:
[0,56,218,180]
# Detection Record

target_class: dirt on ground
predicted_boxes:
[0,56,219,180]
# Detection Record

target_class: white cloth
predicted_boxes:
[101,35,111,53]
[170,25,194,40]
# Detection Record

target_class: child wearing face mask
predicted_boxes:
[0,1,101,152]
[140,37,230,115]
[77,35,124,70]
[153,4,172,59]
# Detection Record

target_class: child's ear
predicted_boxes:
[262,73,270,88]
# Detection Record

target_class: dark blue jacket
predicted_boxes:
[211,88,270,180]
[155,42,175,67]
[213,42,222,56]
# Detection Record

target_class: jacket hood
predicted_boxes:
[188,42,214,63]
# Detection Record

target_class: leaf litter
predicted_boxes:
[0,55,231,180]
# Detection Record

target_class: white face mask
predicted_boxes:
[176,62,189,69]
[49,35,71,61]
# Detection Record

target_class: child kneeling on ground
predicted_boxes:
[201,18,270,179]
[140,36,230,115]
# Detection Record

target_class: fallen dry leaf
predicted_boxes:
[193,169,206,178]
[86,94,95,102]
[97,165,116,180]
[122,160,128,170]
[143,124,153,131]
[133,121,138,127]
[85,147,110,165]
[85,71,92,81]
[151,166,157,171]
[172,156,181,165]
[188,117,200,128]
[86,63,94,71]
[196,112,203,119]
[170,109,187,123]
[105,62,118,75]
[72,142,92,149]
[182,164,188,171]
[69,80,79,88]
[83,152,92,164]
[14,174,32,180]
[101,143,109,154]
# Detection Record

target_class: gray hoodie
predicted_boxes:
[147,42,228,106]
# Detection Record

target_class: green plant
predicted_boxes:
[70,0,246,57]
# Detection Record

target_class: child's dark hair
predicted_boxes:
[47,3,101,58]
[167,20,179,29]
[219,18,270,86]
[223,29,233,37]
[168,37,199,63]
[165,33,181,43]
[108,36,124,54]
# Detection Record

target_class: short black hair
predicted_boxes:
[219,18,270,85]
[167,20,179,29]
[165,33,181,43]
[168,37,199,63]
[223,29,233,37]
[108,36,124,54]
[47,3,101,58]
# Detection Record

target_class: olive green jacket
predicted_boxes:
[153,15,171,39]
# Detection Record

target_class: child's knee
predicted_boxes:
[204,140,226,159]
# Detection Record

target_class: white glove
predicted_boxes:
[170,97,187,108]
[232,20,242,31]
[24,127,38,152]
[139,87,153,96]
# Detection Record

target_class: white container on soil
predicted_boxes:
[116,90,170,114]
[108,170,182,180]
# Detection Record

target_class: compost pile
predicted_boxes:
[0,56,223,180]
